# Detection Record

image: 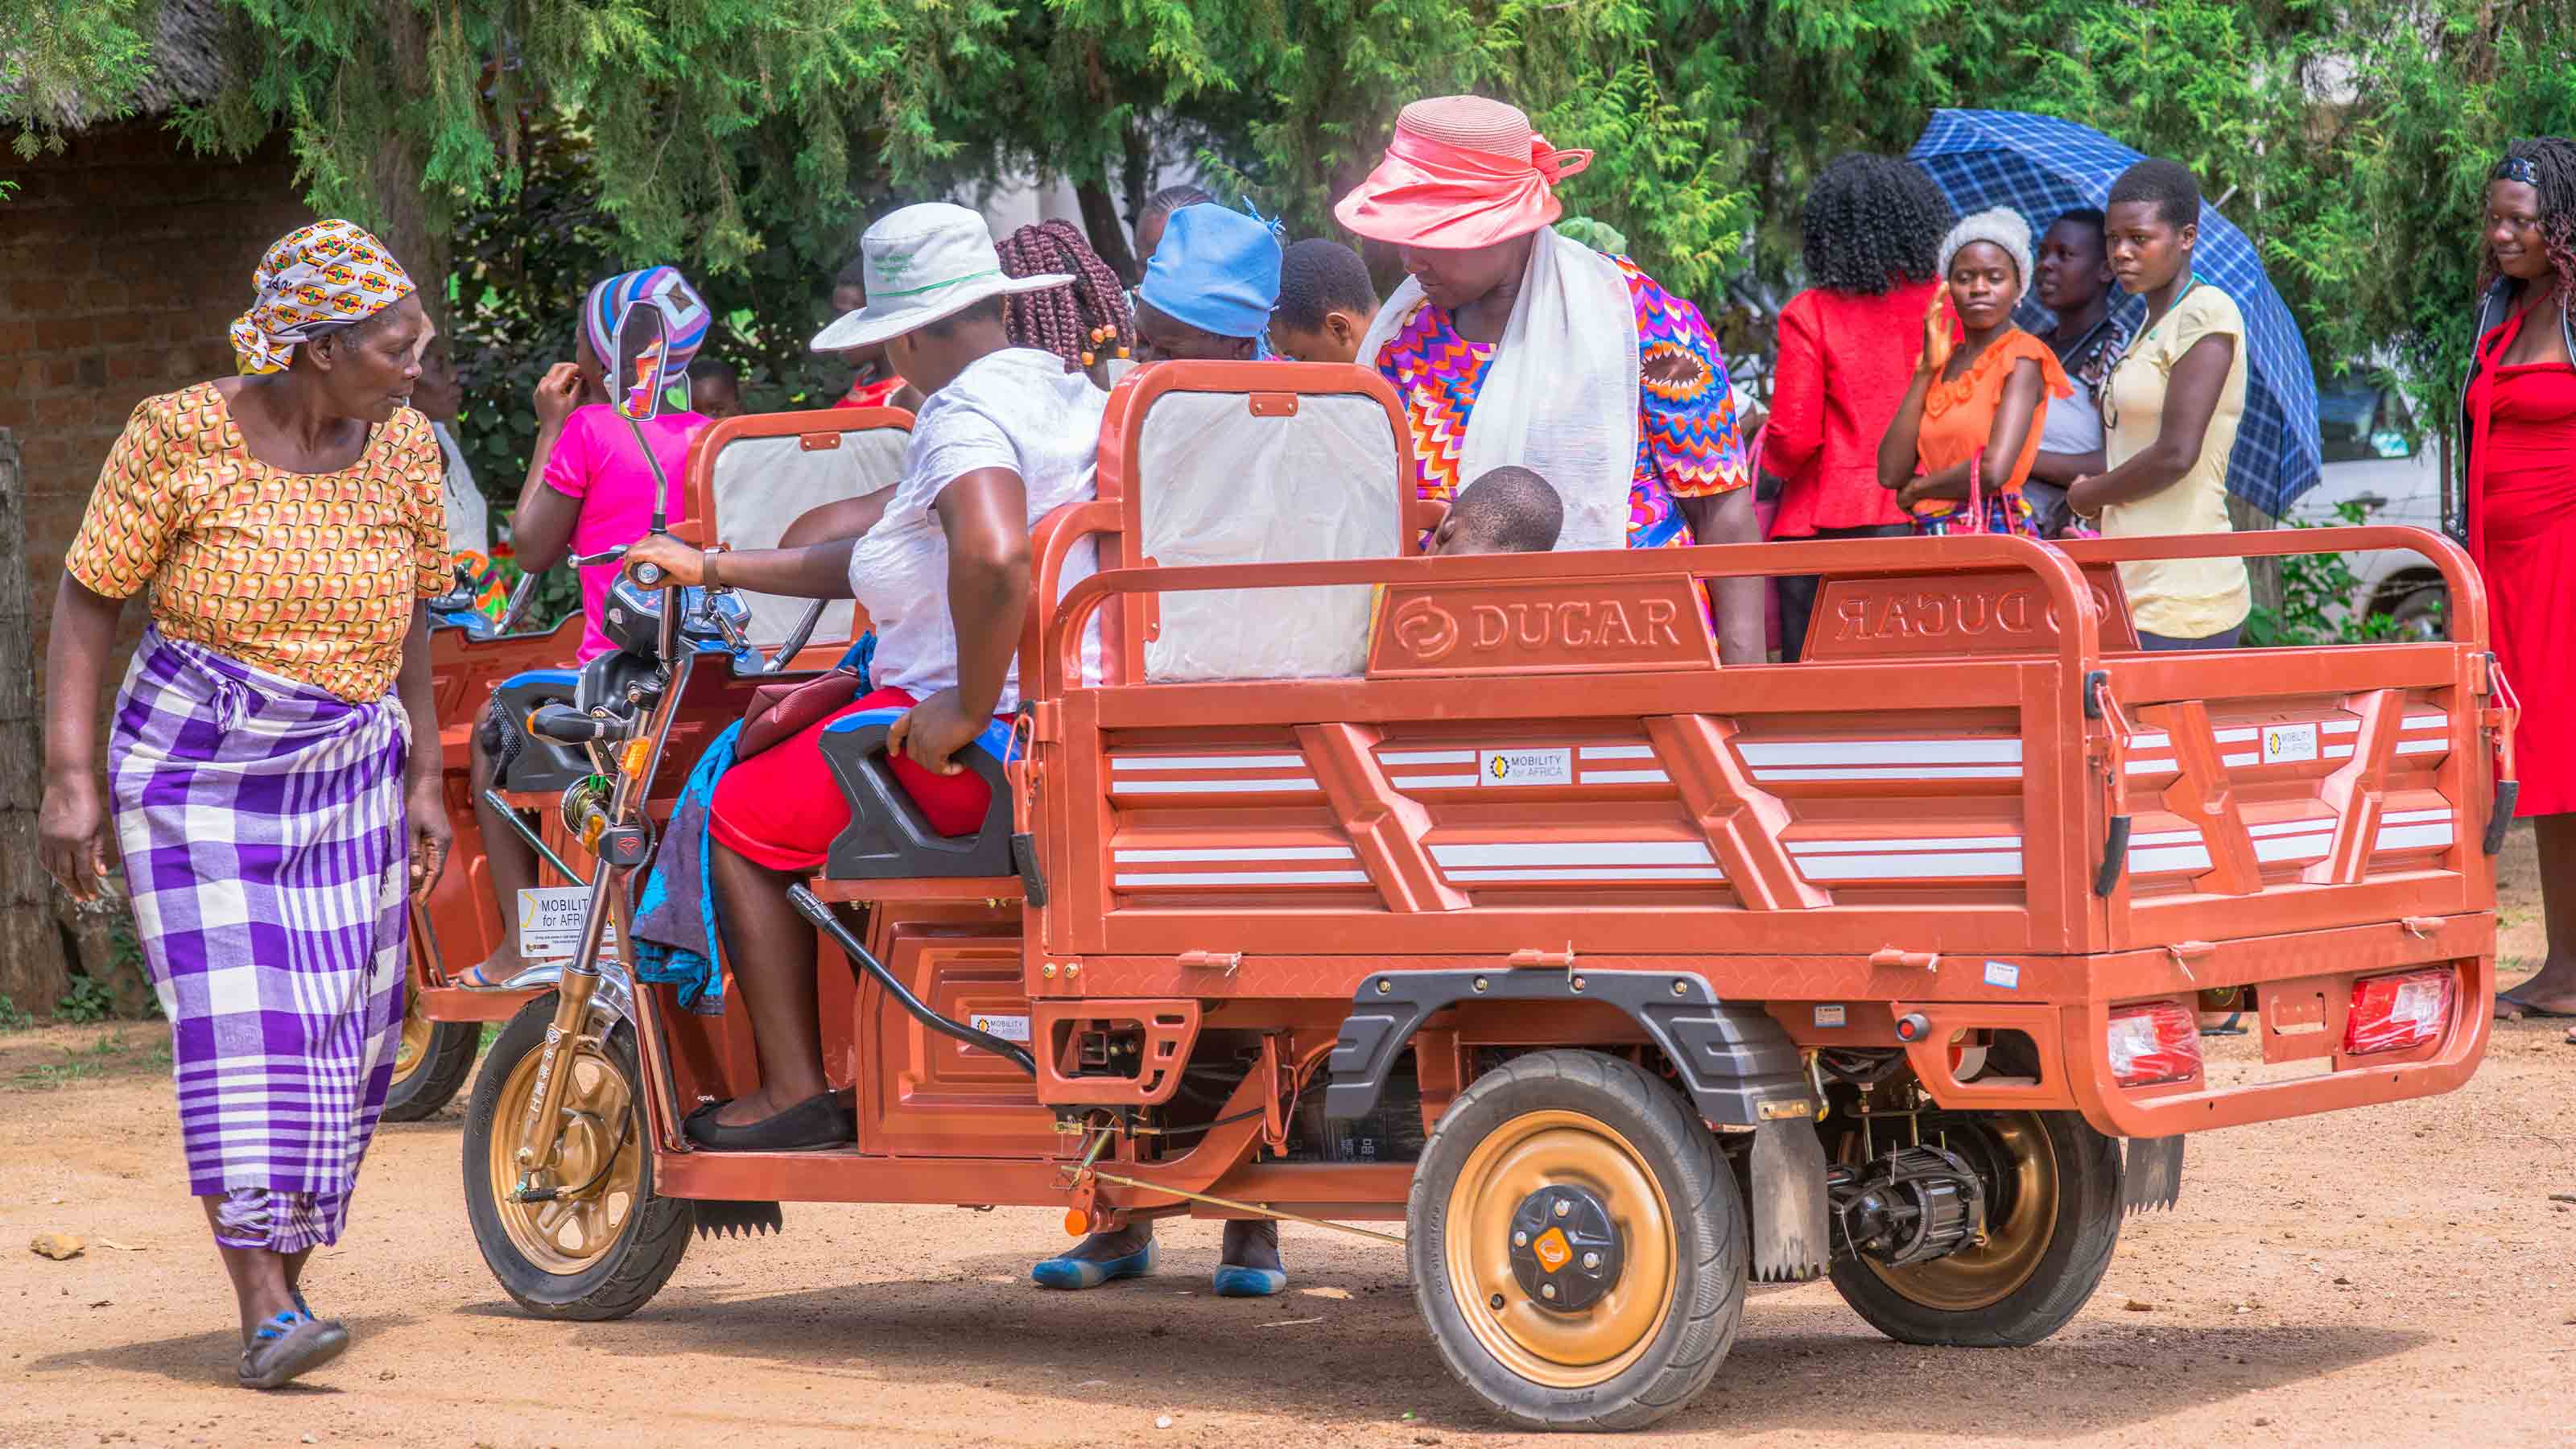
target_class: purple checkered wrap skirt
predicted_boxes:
[109,631,410,1253]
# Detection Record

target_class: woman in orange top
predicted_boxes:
[1877,207,2071,534]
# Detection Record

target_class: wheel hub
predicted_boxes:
[1506,1184,1623,1313]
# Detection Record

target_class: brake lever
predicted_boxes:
[570,547,630,569]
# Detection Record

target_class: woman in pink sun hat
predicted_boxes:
[1338,94,1765,661]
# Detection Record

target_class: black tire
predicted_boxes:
[1826,1109,2122,1347]
[1407,1050,1743,1431]
[382,1012,479,1123]
[463,993,691,1319]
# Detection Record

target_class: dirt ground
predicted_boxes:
[3,828,2569,1449]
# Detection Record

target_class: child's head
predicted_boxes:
[829,253,894,376]
[1435,465,1563,555]
[2105,159,2202,296]
[692,358,743,419]
[1273,238,1380,365]
[1935,208,2034,339]
[1134,184,1216,270]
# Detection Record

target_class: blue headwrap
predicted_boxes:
[581,266,712,410]
[1137,201,1285,352]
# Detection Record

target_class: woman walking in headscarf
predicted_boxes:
[464,266,712,989]
[1335,96,1764,661]
[38,221,451,1389]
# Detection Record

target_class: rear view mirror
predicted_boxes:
[612,299,670,422]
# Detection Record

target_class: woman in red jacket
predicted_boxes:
[1765,155,1955,659]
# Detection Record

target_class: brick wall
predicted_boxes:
[0,119,315,714]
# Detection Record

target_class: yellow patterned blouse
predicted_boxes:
[65,382,448,702]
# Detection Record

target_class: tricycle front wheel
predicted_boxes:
[462,993,691,1319]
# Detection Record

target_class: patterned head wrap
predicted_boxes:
[580,266,711,393]
[229,220,418,375]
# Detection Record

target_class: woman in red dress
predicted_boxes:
[2469,139,2576,1022]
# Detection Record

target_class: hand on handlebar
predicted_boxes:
[887,688,981,777]
[621,534,706,588]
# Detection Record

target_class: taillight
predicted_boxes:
[2107,1001,2202,1087]
[2344,968,2455,1055]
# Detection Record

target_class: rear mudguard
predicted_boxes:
[1325,969,1829,1280]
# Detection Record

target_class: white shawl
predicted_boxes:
[1361,229,1641,551]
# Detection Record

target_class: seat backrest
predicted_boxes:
[1093,361,1412,683]
[679,407,912,649]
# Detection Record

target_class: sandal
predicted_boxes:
[452,963,520,993]
[237,1311,349,1390]
[682,1093,855,1151]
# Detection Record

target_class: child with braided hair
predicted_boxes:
[995,218,1134,387]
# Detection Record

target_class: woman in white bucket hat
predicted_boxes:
[625,199,1097,1129]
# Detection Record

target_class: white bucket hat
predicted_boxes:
[810,202,1071,353]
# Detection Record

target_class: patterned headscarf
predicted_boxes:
[580,266,711,399]
[229,220,418,375]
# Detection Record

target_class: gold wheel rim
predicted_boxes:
[1863,1113,2058,1311]
[1443,1110,1678,1390]
[393,991,433,1082]
[485,1038,641,1275]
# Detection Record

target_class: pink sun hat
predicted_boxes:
[1334,95,1594,250]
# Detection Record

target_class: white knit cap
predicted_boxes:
[1938,206,2034,287]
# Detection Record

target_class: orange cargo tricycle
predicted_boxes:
[386,407,914,1120]
[458,361,2503,1430]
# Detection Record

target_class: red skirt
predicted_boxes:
[708,686,997,871]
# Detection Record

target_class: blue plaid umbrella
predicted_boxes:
[1909,109,2322,518]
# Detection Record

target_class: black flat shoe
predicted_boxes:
[683,1092,856,1151]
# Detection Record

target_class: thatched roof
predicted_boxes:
[8,0,237,130]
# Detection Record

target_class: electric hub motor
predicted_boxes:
[1829,1145,1988,1267]
[1505,1183,1624,1313]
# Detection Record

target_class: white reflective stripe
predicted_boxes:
[2374,824,2455,850]
[2129,732,2172,749]
[1433,841,1716,867]
[2322,720,2360,735]
[1111,754,1307,771]
[1115,870,1373,886]
[2125,758,2179,774]
[1378,749,1474,765]
[1579,745,1657,760]
[1752,766,2024,781]
[2127,828,2205,847]
[2382,807,2455,824]
[2215,727,2258,743]
[2128,844,2215,872]
[1737,739,2022,765]
[1582,769,1671,784]
[2222,751,2260,767]
[2248,818,2338,838]
[1796,851,2024,880]
[1447,867,1728,882]
[1788,836,2022,854]
[1112,777,1319,795]
[2401,713,2446,730]
[2325,745,2356,758]
[2254,835,2335,862]
[2394,738,2450,756]
[1113,846,1358,862]
[1391,774,1480,790]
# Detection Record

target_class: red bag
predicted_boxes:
[735,665,865,762]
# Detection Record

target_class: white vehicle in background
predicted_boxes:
[2288,369,2451,638]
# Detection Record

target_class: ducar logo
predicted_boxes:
[1391,597,1459,662]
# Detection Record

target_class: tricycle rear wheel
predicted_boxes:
[463,993,691,1319]
[1407,1049,1742,1431]
[1826,1108,2121,1346]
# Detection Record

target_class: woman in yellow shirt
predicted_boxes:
[37,221,451,1389]
[2070,159,2252,650]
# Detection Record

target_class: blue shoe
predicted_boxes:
[1211,1264,1287,1298]
[1030,1238,1157,1290]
